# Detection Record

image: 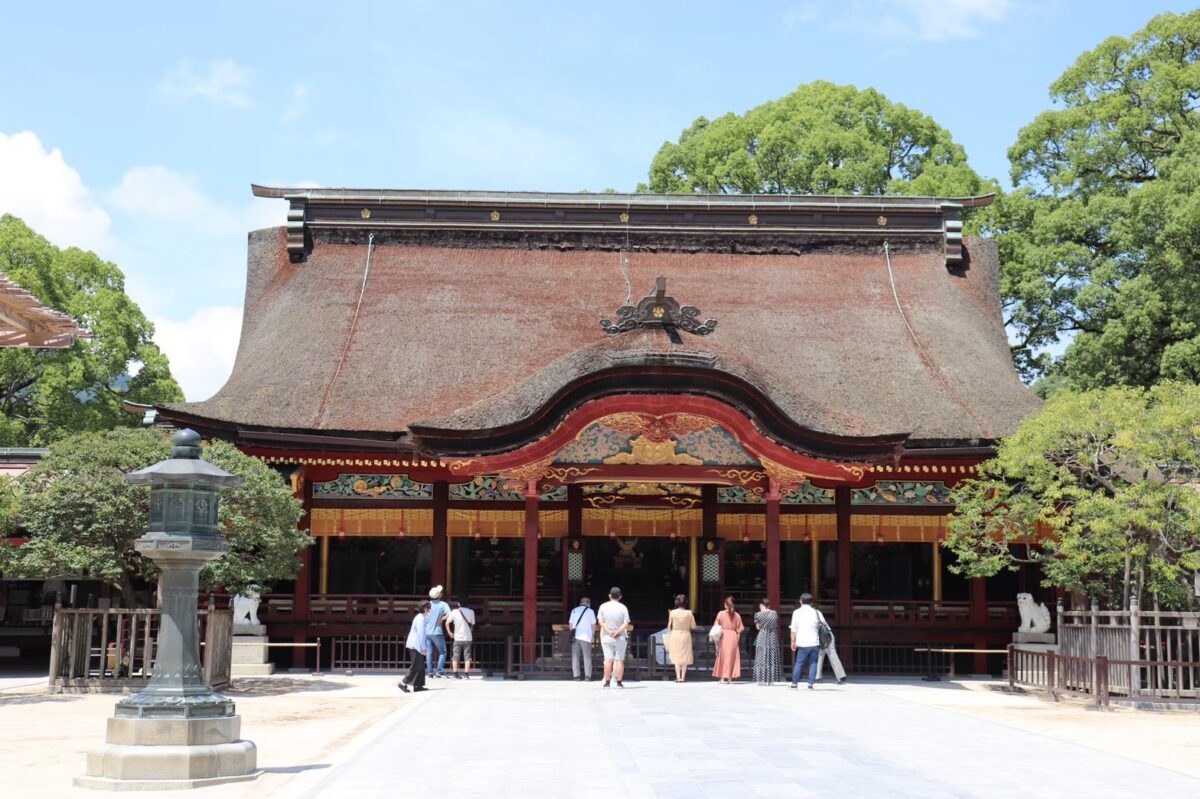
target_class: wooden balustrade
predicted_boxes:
[48,606,232,693]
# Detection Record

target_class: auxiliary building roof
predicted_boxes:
[163,188,1039,452]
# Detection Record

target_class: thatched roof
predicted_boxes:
[163,189,1039,452]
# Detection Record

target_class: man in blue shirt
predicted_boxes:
[426,585,451,677]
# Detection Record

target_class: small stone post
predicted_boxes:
[76,430,259,790]
[1089,597,1098,660]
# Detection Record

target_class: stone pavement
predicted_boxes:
[294,677,1200,799]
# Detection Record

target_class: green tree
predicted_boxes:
[0,428,308,604]
[994,10,1200,385]
[643,81,992,198]
[945,384,1200,609]
[0,215,182,445]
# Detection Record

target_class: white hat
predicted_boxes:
[429,585,444,599]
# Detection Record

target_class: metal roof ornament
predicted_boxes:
[600,277,717,338]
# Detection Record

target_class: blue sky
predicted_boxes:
[0,1,1193,400]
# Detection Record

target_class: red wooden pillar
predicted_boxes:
[970,577,988,675]
[522,481,540,665]
[765,483,782,613]
[292,544,312,669]
[431,481,448,589]
[835,486,852,667]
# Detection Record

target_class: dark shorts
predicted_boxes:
[452,640,473,662]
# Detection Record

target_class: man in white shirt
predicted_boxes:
[596,587,630,688]
[446,601,476,679]
[399,601,431,693]
[568,597,596,682]
[789,593,824,690]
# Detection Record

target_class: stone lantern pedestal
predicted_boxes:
[76,430,260,790]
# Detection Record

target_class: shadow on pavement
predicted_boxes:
[225,677,352,696]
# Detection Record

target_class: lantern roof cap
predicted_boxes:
[126,429,243,488]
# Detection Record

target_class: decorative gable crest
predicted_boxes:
[600,277,717,337]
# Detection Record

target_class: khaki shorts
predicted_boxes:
[452,641,473,662]
[600,636,627,662]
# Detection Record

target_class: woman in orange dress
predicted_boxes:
[712,596,744,683]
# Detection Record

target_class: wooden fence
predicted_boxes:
[1016,606,1199,701]
[47,606,232,693]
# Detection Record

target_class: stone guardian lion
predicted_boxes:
[1016,592,1052,634]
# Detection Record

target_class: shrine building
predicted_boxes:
[158,187,1044,675]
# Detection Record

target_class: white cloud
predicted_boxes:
[158,59,253,109]
[152,306,243,401]
[786,0,1011,43]
[282,84,309,122]
[0,131,113,253]
[107,165,283,235]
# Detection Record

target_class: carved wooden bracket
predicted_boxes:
[600,277,716,338]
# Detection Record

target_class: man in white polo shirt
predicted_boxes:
[596,587,630,688]
[789,592,825,690]
[568,597,596,682]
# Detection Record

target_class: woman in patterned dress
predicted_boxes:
[753,598,781,685]
[711,596,744,683]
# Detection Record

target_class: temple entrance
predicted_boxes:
[583,537,689,626]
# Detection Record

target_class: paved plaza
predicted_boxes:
[296,677,1200,799]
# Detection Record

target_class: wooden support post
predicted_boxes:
[970,577,987,675]
[765,484,782,613]
[523,482,540,666]
[432,481,449,588]
[835,487,852,667]
[810,537,820,599]
[701,485,718,616]
[292,544,312,669]
[932,540,942,602]
[565,484,582,608]
[319,535,330,595]
[688,535,699,610]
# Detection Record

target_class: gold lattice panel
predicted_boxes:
[701,553,721,583]
[581,508,702,537]
[566,551,584,582]
[309,507,433,536]
[850,514,948,542]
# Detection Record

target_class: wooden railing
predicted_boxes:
[215,593,562,626]
[1057,608,1199,699]
[48,606,232,693]
[850,600,1017,628]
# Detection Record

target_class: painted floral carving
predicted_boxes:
[312,474,433,500]
[851,481,953,505]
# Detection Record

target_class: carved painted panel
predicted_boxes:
[782,484,835,505]
[312,474,433,500]
[851,481,953,505]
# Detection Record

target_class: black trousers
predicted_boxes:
[405,647,427,688]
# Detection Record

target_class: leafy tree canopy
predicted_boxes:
[643,81,992,198]
[987,10,1200,384]
[946,383,1200,609]
[0,215,182,445]
[0,428,308,603]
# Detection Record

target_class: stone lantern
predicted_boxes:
[77,429,260,790]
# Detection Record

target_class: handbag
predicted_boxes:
[708,622,723,644]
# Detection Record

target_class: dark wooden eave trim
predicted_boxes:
[252,185,993,267]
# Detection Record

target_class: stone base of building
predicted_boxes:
[1013,632,1057,645]
[231,629,273,676]
[231,662,276,676]
[77,715,258,790]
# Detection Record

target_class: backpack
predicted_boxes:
[816,611,833,649]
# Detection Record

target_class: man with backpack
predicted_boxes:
[567,597,596,682]
[788,593,829,690]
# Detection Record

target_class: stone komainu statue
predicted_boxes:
[232,587,262,627]
[1016,592,1052,634]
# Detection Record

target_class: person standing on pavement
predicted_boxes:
[446,600,476,679]
[426,585,450,678]
[568,597,596,682]
[399,601,431,693]
[816,624,847,685]
[753,598,781,686]
[597,587,631,688]
[665,594,697,683]
[789,593,824,690]
[712,596,744,684]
